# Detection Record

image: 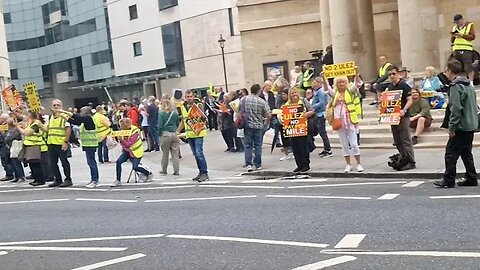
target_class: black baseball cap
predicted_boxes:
[454,14,463,22]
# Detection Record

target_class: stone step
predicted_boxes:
[326,123,444,134]
[324,141,480,150]
[357,116,444,126]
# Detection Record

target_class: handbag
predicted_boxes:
[326,101,334,125]
[331,100,343,131]
[10,140,24,159]
[24,145,41,162]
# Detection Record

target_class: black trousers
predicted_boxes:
[29,152,49,184]
[291,136,310,169]
[221,128,235,150]
[443,131,477,183]
[48,144,71,183]
[208,111,218,130]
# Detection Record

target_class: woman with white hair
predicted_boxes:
[421,66,443,92]
[324,70,364,173]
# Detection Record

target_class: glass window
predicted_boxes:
[133,42,142,57]
[129,5,138,20]
[10,69,18,80]
[91,50,111,65]
[42,65,52,82]
[3,13,12,24]
[159,0,178,10]
[161,21,184,73]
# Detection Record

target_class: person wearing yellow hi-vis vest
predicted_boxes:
[57,106,100,188]
[93,105,112,164]
[177,89,209,182]
[302,61,315,90]
[46,99,73,188]
[326,69,364,173]
[451,14,476,82]
[17,112,49,186]
[369,55,392,105]
[111,118,152,187]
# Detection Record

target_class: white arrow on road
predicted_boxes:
[291,256,357,269]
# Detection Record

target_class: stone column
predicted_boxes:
[328,0,377,78]
[319,0,331,50]
[398,0,439,72]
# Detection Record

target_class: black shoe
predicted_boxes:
[411,136,418,145]
[29,181,45,187]
[397,162,416,171]
[192,173,201,181]
[59,181,73,188]
[145,149,153,153]
[293,167,302,173]
[300,167,311,173]
[48,181,62,187]
[26,175,34,180]
[434,180,455,188]
[45,178,54,182]
[369,101,378,105]
[0,176,14,182]
[275,143,283,148]
[457,180,478,187]
[197,174,210,182]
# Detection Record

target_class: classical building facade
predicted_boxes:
[237,0,480,86]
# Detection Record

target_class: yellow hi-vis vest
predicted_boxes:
[378,62,392,77]
[79,119,98,148]
[127,126,144,158]
[24,123,48,152]
[181,103,207,139]
[333,89,362,124]
[303,68,314,88]
[452,22,474,51]
[93,113,111,142]
[47,115,67,145]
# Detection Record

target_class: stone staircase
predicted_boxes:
[321,89,480,149]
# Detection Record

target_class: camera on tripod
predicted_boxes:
[309,49,324,60]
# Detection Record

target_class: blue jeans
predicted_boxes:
[116,151,149,181]
[244,127,264,167]
[149,126,160,151]
[97,138,109,163]
[12,158,25,178]
[1,154,14,177]
[85,148,99,182]
[188,138,208,174]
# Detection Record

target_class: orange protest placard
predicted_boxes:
[218,102,231,114]
[282,104,308,137]
[2,85,16,109]
[185,103,207,136]
[379,90,402,125]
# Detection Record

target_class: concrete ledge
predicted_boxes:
[243,170,465,180]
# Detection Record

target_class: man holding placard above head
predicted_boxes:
[384,65,415,171]
[177,89,209,182]
[46,99,73,187]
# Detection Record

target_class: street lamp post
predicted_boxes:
[218,34,228,93]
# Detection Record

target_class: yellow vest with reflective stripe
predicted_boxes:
[47,116,66,145]
[180,103,207,139]
[24,123,48,152]
[378,63,392,77]
[128,126,144,158]
[79,119,98,148]
[303,68,314,88]
[93,113,111,141]
[452,23,474,51]
[333,89,362,124]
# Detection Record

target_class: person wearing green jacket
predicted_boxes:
[434,60,478,188]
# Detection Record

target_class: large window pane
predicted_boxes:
[159,0,178,10]
[161,21,184,73]
[129,5,138,20]
[133,42,142,57]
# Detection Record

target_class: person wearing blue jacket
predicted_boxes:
[420,66,443,91]
[311,77,332,158]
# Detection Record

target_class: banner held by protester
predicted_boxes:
[186,103,207,136]
[323,61,356,79]
[282,104,308,137]
[379,90,403,125]
[23,82,42,112]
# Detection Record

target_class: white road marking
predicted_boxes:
[70,253,146,270]
[266,195,371,200]
[0,234,165,246]
[289,179,328,183]
[167,234,329,248]
[242,180,279,183]
[322,250,480,258]
[145,195,257,203]
[0,251,7,256]
[0,198,69,205]
[287,181,407,189]
[113,185,196,191]
[291,256,357,270]
[60,188,109,192]
[402,181,425,187]
[199,185,285,189]
[75,198,137,203]
[377,194,400,200]
[334,234,366,249]
[430,195,480,199]
[200,181,231,184]
[160,181,191,185]
[0,246,126,252]
[0,188,49,193]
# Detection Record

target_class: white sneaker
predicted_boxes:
[110,180,121,187]
[280,156,288,161]
[85,182,98,189]
[357,164,364,172]
[344,165,352,173]
[145,173,153,182]
[246,165,253,172]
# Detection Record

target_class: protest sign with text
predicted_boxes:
[186,103,207,136]
[282,104,308,137]
[379,90,403,125]
[323,61,356,79]
[23,82,42,112]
